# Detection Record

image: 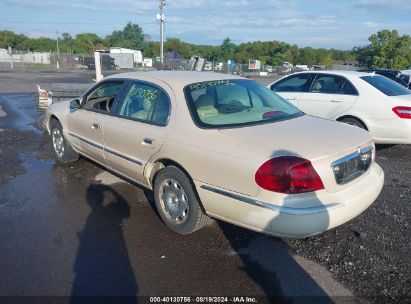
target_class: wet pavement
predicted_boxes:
[0,73,410,304]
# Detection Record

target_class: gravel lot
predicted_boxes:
[0,70,409,303]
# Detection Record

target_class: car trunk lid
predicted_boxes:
[218,115,374,193]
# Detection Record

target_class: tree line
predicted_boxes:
[1,23,410,69]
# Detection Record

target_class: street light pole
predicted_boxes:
[158,0,166,64]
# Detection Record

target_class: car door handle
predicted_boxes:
[286,97,296,101]
[142,137,155,147]
[91,123,101,130]
[331,99,344,102]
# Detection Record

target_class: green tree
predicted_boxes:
[0,30,28,49]
[59,32,74,53]
[26,37,56,52]
[143,41,160,58]
[165,38,190,58]
[106,22,144,50]
[73,33,105,53]
[270,52,286,65]
[219,37,236,61]
[319,52,333,67]
[200,45,220,61]
[354,29,411,69]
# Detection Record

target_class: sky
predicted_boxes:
[0,0,410,50]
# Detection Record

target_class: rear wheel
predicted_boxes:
[50,119,79,163]
[340,117,366,130]
[154,166,211,234]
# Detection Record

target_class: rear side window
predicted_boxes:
[308,74,358,95]
[361,75,411,96]
[271,74,312,92]
[116,82,170,126]
[310,75,344,94]
[340,80,358,95]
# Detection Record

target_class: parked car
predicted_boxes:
[215,62,224,71]
[360,69,411,89]
[262,65,273,73]
[268,71,411,144]
[79,55,117,70]
[42,71,384,238]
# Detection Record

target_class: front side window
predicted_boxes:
[361,75,411,96]
[83,81,124,112]
[184,79,303,128]
[271,74,312,92]
[116,82,170,126]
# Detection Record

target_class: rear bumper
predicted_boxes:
[196,162,384,239]
[367,118,411,144]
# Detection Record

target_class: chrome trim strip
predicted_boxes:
[68,132,142,166]
[69,132,103,150]
[105,146,143,166]
[331,146,373,167]
[200,184,343,215]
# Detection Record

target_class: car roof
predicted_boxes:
[105,71,245,88]
[359,69,400,73]
[291,70,372,78]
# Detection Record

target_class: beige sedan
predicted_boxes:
[43,71,384,238]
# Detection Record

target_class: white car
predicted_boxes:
[268,71,411,144]
[42,71,384,238]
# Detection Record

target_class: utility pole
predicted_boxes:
[158,0,166,64]
[56,31,60,70]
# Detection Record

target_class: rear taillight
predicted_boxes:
[392,106,411,119]
[255,156,324,194]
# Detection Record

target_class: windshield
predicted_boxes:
[184,79,303,128]
[361,75,411,96]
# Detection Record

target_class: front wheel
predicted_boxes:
[50,119,79,163]
[154,166,211,234]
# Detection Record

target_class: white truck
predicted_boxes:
[109,47,143,66]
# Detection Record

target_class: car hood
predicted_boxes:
[47,99,71,113]
[218,115,373,161]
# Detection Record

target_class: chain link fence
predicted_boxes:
[1,49,357,76]
[0,50,152,72]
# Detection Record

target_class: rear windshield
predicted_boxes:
[361,75,411,96]
[184,79,303,128]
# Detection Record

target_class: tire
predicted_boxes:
[154,166,211,234]
[50,119,79,163]
[340,117,367,130]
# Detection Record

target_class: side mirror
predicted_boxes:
[70,99,81,110]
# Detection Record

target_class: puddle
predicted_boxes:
[19,152,54,171]
[0,153,52,211]
[0,93,42,134]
